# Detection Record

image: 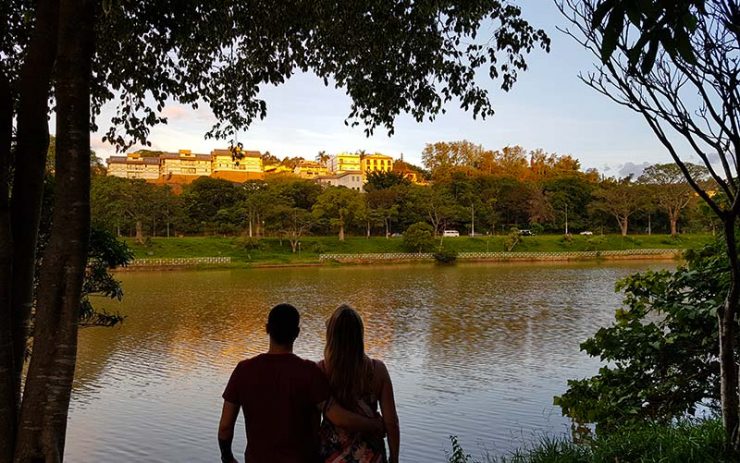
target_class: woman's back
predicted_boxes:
[320,305,400,463]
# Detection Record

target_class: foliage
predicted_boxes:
[364,170,411,191]
[554,240,730,434]
[312,186,364,240]
[84,1,552,147]
[504,228,522,251]
[447,420,734,463]
[79,227,133,327]
[446,436,480,463]
[559,0,740,444]
[402,222,435,253]
[590,0,707,73]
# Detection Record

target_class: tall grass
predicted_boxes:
[448,420,735,463]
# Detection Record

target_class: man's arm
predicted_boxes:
[218,400,240,463]
[321,399,384,438]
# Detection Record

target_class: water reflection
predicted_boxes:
[67,261,676,462]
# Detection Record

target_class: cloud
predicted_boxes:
[161,105,189,121]
[618,161,650,178]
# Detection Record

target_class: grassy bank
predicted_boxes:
[124,233,713,265]
[448,419,735,463]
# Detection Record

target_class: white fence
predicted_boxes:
[319,249,682,263]
[127,256,232,267]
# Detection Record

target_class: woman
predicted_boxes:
[319,305,400,463]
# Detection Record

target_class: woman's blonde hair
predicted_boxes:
[324,304,371,409]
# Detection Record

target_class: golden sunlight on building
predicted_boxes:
[211,148,264,182]
[263,164,294,175]
[294,160,329,179]
[328,152,361,173]
[317,171,364,191]
[361,153,394,174]
[160,149,212,177]
[107,152,161,180]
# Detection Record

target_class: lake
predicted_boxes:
[65,261,676,462]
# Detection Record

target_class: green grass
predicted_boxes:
[125,233,713,265]
[448,419,735,463]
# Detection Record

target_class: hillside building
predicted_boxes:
[317,171,364,192]
[293,160,329,179]
[160,149,212,177]
[211,148,264,182]
[328,152,361,174]
[360,153,394,174]
[106,153,160,180]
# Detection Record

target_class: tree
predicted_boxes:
[3,1,550,459]
[559,0,740,446]
[555,240,730,434]
[364,171,411,191]
[312,187,364,241]
[180,177,245,234]
[402,222,435,253]
[639,163,708,237]
[590,177,646,236]
[316,150,330,167]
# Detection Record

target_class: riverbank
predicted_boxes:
[121,234,709,269]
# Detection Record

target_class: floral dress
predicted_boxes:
[319,361,387,463]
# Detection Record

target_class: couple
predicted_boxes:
[218,303,400,463]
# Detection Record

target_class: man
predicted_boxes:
[218,303,383,463]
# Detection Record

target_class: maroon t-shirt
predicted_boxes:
[222,353,329,463]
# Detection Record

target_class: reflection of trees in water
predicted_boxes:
[419,265,657,393]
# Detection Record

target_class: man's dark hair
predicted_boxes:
[267,303,300,345]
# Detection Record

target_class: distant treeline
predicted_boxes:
[92,142,717,242]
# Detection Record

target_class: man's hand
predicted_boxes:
[218,400,240,463]
[366,414,386,440]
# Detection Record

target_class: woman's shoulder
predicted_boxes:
[369,358,390,383]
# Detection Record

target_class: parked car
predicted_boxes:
[518,229,534,236]
[443,230,460,237]
[579,231,594,236]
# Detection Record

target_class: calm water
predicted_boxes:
[65,261,676,462]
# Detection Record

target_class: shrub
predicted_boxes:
[434,249,458,264]
[403,222,435,253]
[241,237,262,250]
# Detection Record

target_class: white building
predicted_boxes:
[317,171,364,192]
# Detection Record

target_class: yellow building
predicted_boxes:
[294,160,329,179]
[328,152,361,174]
[107,152,160,180]
[263,164,294,175]
[160,149,212,177]
[361,153,394,174]
[211,148,263,173]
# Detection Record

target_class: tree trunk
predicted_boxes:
[135,220,144,244]
[0,70,16,463]
[618,216,628,236]
[366,221,370,238]
[339,223,345,241]
[14,0,94,460]
[669,210,678,237]
[8,0,60,431]
[719,216,740,449]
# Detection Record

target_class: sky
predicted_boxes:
[87,1,682,177]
